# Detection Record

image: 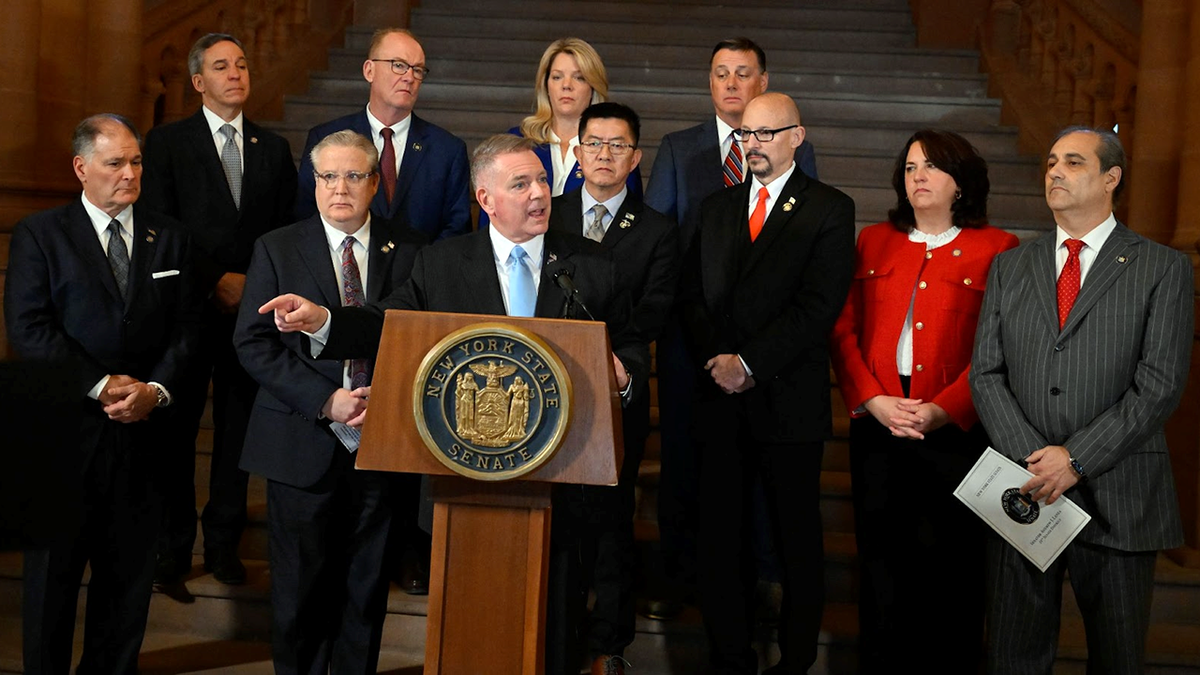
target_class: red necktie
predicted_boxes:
[1057,238,1085,330]
[380,127,397,207]
[748,187,769,242]
[723,134,743,187]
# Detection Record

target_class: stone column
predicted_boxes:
[1128,0,1189,246]
[37,0,88,183]
[86,0,144,120]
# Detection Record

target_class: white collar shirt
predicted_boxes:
[365,105,411,178]
[201,105,244,172]
[489,227,545,314]
[1055,212,1117,285]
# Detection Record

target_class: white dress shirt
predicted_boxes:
[1055,212,1117,285]
[547,130,580,197]
[581,185,628,237]
[489,227,545,314]
[365,105,411,177]
[201,105,244,172]
[746,161,797,223]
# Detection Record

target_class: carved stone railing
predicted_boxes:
[141,0,355,128]
[980,0,1140,159]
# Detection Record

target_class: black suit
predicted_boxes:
[548,188,679,661]
[4,199,199,674]
[141,109,297,561]
[234,215,422,674]
[682,169,855,674]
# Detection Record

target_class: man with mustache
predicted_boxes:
[681,92,854,674]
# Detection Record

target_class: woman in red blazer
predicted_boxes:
[831,129,1018,672]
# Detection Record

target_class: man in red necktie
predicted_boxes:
[971,127,1193,674]
[680,92,855,675]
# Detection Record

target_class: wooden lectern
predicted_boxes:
[357,310,624,674]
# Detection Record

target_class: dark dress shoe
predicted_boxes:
[591,655,629,675]
[154,549,192,585]
[401,564,429,595]
[641,598,684,621]
[204,547,246,585]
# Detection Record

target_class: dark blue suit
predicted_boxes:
[234,215,423,674]
[5,198,200,675]
[296,111,471,241]
[477,126,644,229]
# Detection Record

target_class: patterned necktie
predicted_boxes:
[340,237,369,389]
[1057,238,1085,330]
[380,127,397,207]
[219,124,242,208]
[106,219,130,298]
[507,245,536,317]
[748,187,770,242]
[723,132,744,187]
[585,204,607,242]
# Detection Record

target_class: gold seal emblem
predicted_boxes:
[413,323,572,481]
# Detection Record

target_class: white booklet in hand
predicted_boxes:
[953,446,1091,572]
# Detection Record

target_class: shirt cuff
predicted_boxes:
[304,307,333,357]
[88,375,111,400]
[738,355,753,377]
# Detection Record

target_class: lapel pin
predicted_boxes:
[147,228,157,236]
[412,142,422,152]
[548,252,558,263]
[574,169,583,179]
[953,249,962,257]
[619,219,632,229]
[782,196,796,212]
[381,240,395,253]
[250,136,259,144]
[145,235,155,243]
[1116,255,1127,263]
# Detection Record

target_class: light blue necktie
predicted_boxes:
[507,245,536,317]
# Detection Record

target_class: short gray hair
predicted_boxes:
[310,130,379,172]
[1053,125,1127,203]
[72,114,141,160]
[188,33,244,77]
[471,134,538,188]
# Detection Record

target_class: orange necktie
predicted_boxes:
[748,187,769,242]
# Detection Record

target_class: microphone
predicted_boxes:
[550,266,596,320]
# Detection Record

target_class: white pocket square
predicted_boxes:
[152,270,180,279]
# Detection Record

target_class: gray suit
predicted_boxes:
[970,221,1192,673]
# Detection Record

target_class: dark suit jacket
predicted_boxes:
[233,216,423,489]
[296,111,471,242]
[4,199,200,457]
[549,188,680,350]
[682,169,855,444]
[477,127,645,230]
[321,229,649,395]
[970,223,1191,551]
[141,109,297,293]
[646,117,819,252]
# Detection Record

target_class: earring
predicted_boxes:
[954,189,962,201]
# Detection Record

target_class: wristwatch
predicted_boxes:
[151,383,170,408]
[1068,456,1087,481]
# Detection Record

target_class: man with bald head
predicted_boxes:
[295,28,470,242]
[681,92,855,674]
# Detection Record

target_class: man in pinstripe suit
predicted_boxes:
[970,126,1192,674]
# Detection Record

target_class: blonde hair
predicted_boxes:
[519,38,609,145]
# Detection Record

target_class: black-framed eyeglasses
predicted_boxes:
[368,59,430,80]
[313,171,375,188]
[579,139,636,156]
[734,125,798,143]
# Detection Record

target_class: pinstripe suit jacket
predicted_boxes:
[970,222,1191,551]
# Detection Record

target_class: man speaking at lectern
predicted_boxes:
[258,133,645,405]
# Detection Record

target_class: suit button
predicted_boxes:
[915,364,924,372]
[1050,387,1061,396]
[867,269,875,275]
[915,322,924,330]
[925,251,933,259]
[123,318,132,325]
[963,278,973,286]
[1054,344,1064,352]
[918,281,927,290]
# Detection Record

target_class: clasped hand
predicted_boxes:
[100,374,157,423]
[863,395,949,440]
[705,354,755,394]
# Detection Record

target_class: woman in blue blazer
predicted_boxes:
[479,37,642,228]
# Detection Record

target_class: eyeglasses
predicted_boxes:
[734,125,799,143]
[313,171,375,188]
[579,139,636,156]
[368,59,430,80]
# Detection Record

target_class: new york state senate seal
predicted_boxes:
[413,323,572,481]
